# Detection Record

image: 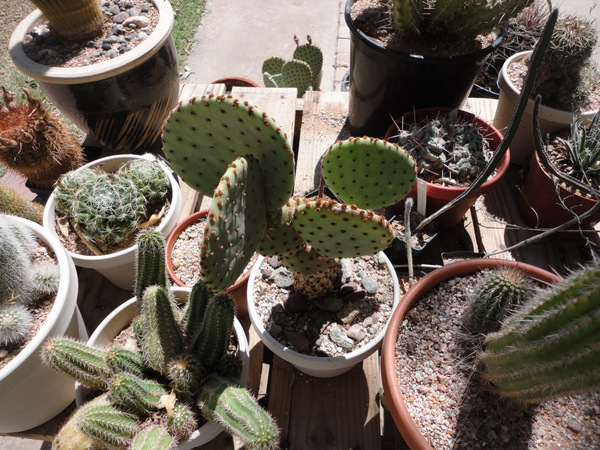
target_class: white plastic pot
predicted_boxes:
[247,253,400,378]
[493,50,599,166]
[43,154,182,291]
[82,287,250,449]
[0,217,86,433]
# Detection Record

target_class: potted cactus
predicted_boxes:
[494,15,600,165]
[0,214,85,433]
[43,153,182,290]
[162,95,417,377]
[9,0,179,153]
[262,34,323,98]
[0,87,84,190]
[344,0,532,136]
[42,229,279,449]
[381,257,600,449]
[385,107,511,229]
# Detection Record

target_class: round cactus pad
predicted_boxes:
[162,95,294,212]
[291,198,394,258]
[321,137,416,210]
[200,156,267,292]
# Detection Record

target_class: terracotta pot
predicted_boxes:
[9,0,179,153]
[211,77,260,92]
[165,210,252,317]
[80,287,250,449]
[385,108,511,230]
[43,154,182,290]
[0,217,86,432]
[381,258,561,449]
[247,253,400,378]
[517,151,600,229]
[494,51,599,167]
[345,0,506,137]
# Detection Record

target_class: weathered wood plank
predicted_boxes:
[294,90,351,195]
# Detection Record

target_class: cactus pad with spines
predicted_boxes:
[291,198,395,258]
[256,201,304,256]
[321,137,416,210]
[261,56,285,80]
[293,35,323,90]
[280,59,313,97]
[162,95,294,212]
[200,156,267,292]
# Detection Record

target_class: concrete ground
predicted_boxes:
[2,0,598,448]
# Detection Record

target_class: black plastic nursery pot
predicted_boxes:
[344,0,506,138]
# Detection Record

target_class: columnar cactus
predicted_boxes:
[262,35,323,97]
[476,260,600,403]
[0,88,84,189]
[162,95,416,299]
[0,185,44,224]
[42,229,279,449]
[0,214,60,346]
[28,0,105,41]
[53,157,170,249]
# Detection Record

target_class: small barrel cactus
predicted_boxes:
[477,260,600,403]
[0,88,84,189]
[42,229,279,449]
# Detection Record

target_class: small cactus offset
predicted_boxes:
[467,267,529,333]
[163,96,416,299]
[477,260,600,403]
[200,376,280,450]
[262,35,323,97]
[0,88,84,189]
[135,228,170,303]
[42,230,280,449]
[53,156,171,250]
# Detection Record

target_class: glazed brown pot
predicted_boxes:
[385,108,511,230]
[211,77,260,92]
[517,151,600,229]
[9,0,179,153]
[380,258,561,449]
[165,210,252,317]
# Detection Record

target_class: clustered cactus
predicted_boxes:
[0,87,84,189]
[43,229,279,450]
[0,214,59,347]
[532,15,599,111]
[262,35,323,98]
[389,112,490,184]
[162,95,416,300]
[389,0,533,42]
[470,260,600,403]
[53,156,170,251]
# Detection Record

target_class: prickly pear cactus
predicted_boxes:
[321,137,416,210]
[162,95,294,212]
[293,34,323,90]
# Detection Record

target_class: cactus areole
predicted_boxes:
[163,95,416,298]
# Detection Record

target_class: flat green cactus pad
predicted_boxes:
[293,43,323,90]
[162,95,294,212]
[291,198,394,258]
[263,72,283,88]
[321,137,417,210]
[257,197,304,256]
[201,156,267,292]
[262,56,285,77]
[281,59,312,97]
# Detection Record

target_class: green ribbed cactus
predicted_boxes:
[28,0,105,42]
[200,376,280,450]
[0,185,44,224]
[262,35,323,97]
[135,228,170,305]
[163,95,416,299]
[0,214,60,346]
[468,267,529,333]
[42,230,280,449]
[477,260,600,403]
[53,157,170,249]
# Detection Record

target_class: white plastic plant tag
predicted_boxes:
[416,178,427,216]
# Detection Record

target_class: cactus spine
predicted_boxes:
[477,260,600,403]
[0,88,84,189]
[200,376,280,450]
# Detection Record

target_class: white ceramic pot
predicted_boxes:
[8,0,179,153]
[493,50,599,166]
[0,217,86,433]
[43,154,182,291]
[247,253,400,378]
[82,287,250,449]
